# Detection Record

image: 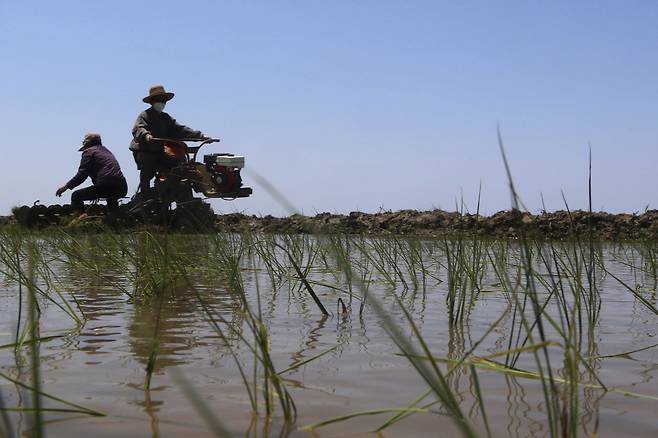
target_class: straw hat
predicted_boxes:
[142,85,175,103]
[79,133,102,151]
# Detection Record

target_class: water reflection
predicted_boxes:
[1,237,657,436]
[288,315,328,370]
[65,262,246,436]
[128,284,200,370]
[75,284,124,358]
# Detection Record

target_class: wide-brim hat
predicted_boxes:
[143,85,175,103]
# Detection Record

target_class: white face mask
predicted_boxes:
[152,102,166,112]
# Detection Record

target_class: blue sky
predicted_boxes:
[1,0,657,216]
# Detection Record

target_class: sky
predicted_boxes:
[1,0,657,216]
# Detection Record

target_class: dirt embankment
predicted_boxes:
[215,209,658,239]
[1,209,658,239]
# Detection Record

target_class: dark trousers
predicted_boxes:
[139,165,158,195]
[71,181,128,212]
[134,151,181,195]
[134,151,161,195]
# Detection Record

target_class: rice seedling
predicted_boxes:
[25,242,42,437]
[179,232,298,422]
[0,230,82,327]
[299,133,657,437]
[1,185,657,437]
[0,235,104,438]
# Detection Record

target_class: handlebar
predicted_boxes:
[151,137,221,163]
[151,137,220,145]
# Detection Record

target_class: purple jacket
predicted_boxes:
[66,145,126,189]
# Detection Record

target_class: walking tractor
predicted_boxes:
[128,137,252,228]
[13,138,253,229]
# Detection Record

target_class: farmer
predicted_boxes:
[56,133,128,212]
[129,85,209,196]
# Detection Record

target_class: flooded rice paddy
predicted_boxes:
[0,232,657,437]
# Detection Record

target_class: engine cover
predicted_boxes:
[192,154,251,198]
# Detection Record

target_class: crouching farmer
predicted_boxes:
[56,133,128,212]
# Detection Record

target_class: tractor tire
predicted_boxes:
[14,205,34,227]
[171,199,216,231]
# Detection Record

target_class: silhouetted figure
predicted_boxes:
[129,85,208,197]
[56,133,127,212]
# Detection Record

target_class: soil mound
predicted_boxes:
[215,209,658,239]
[2,208,657,239]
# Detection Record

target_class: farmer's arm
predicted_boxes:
[66,150,93,190]
[167,114,204,139]
[132,112,152,143]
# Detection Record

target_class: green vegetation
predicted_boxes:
[0,226,656,436]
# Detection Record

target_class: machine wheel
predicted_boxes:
[171,199,215,231]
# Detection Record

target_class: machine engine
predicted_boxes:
[193,153,252,198]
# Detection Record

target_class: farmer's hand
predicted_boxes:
[145,134,154,143]
[56,186,67,197]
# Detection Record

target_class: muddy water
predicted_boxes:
[1,240,657,437]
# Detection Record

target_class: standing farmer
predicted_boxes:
[129,85,209,197]
[56,133,128,212]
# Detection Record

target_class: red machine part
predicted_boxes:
[212,164,242,193]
